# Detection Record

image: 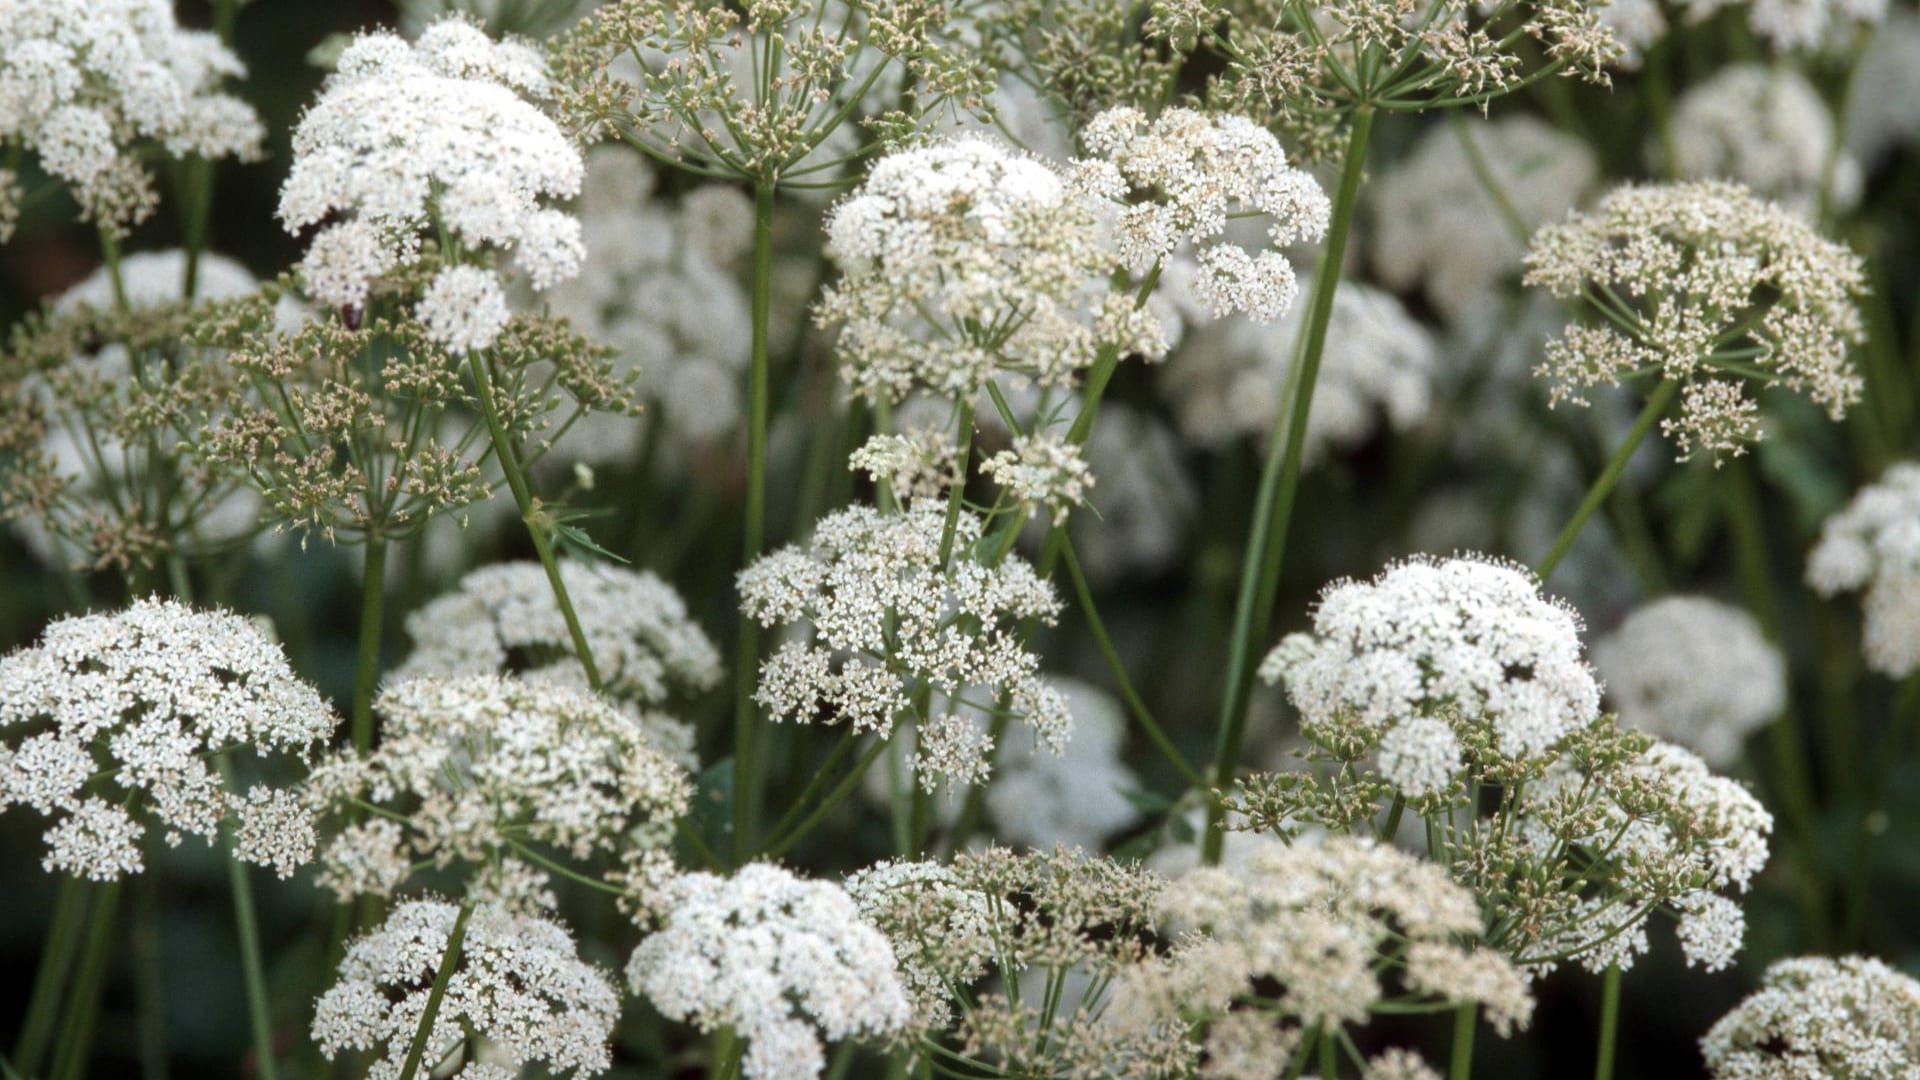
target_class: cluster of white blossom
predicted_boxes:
[395,559,720,760]
[1701,955,1920,1078]
[1124,837,1534,1041]
[1072,106,1329,321]
[279,17,583,349]
[981,433,1096,521]
[628,863,911,1079]
[1261,554,1601,793]
[1592,596,1785,765]
[1524,180,1867,461]
[542,146,754,459]
[313,899,619,1079]
[1667,64,1859,214]
[1846,8,1920,167]
[0,599,335,880]
[304,674,690,902]
[1163,275,1435,459]
[1687,0,1888,51]
[0,0,264,237]
[1370,116,1598,322]
[818,136,1151,404]
[1807,462,1920,677]
[738,505,1069,789]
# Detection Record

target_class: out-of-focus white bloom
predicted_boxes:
[279,17,582,348]
[1599,0,1671,65]
[305,674,690,901]
[542,146,753,460]
[1362,1049,1446,1080]
[1684,0,1888,51]
[1807,463,1920,677]
[396,559,721,713]
[1846,9,1920,167]
[1371,116,1598,322]
[1163,275,1434,460]
[1070,403,1198,585]
[1524,180,1866,463]
[1074,106,1328,321]
[738,505,1068,789]
[0,0,263,234]
[1262,554,1601,769]
[1702,955,1920,1078]
[313,899,618,1080]
[0,599,335,880]
[1592,596,1785,765]
[1667,64,1859,215]
[627,863,911,1079]
[819,136,1145,404]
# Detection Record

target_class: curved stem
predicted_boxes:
[1449,1003,1477,1080]
[394,900,473,1080]
[732,180,778,864]
[350,535,388,753]
[1202,105,1374,864]
[1536,379,1678,582]
[467,350,604,690]
[1593,964,1621,1080]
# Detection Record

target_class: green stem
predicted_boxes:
[938,400,975,566]
[732,180,778,863]
[1449,1003,1477,1080]
[756,728,858,857]
[1593,964,1621,1080]
[98,225,129,312]
[1536,379,1678,582]
[1319,1025,1339,1080]
[131,878,169,1080]
[350,535,387,754]
[1202,105,1374,864]
[49,880,123,1080]
[761,737,890,859]
[467,350,604,690]
[394,900,473,1080]
[13,876,89,1077]
[219,760,279,1080]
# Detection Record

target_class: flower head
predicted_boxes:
[1592,596,1785,765]
[1807,463,1920,678]
[1702,955,1920,1078]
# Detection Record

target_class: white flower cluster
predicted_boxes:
[395,558,721,756]
[1370,116,1598,322]
[1073,106,1330,322]
[627,863,911,1079]
[1135,837,1534,1036]
[1667,64,1859,215]
[1807,462,1920,677]
[543,146,754,458]
[1163,274,1435,460]
[279,17,583,349]
[1261,554,1601,795]
[0,0,264,236]
[1592,596,1785,766]
[981,433,1095,521]
[0,599,335,881]
[1846,9,1920,168]
[1688,0,1888,51]
[1702,954,1920,1079]
[818,136,1147,404]
[305,674,690,902]
[1524,180,1867,462]
[738,505,1069,789]
[313,899,619,1080]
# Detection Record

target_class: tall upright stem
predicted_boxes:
[1593,964,1622,1080]
[1202,105,1373,864]
[1449,1002,1477,1080]
[351,535,388,753]
[1536,379,1678,582]
[394,900,474,1080]
[467,350,604,690]
[49,880,123,1080]
[220,760,280,1080]
[13,876,89,1077]
[733,180,777,863]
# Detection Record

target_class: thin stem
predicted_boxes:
[939,400,976,566]
[1447,110,1528,245]
[466,350,605,690]
[220,761,279,1080]
[13,876,89,1077]
[733,180,778,864]
[351,535,388,753]
[49,880,123,1080]
[1449,1003,1477,1080]
[1536,379,1678,582]
[1593,964,1621,1080]
[1203,105,1374,864]
[761,737,891,859]
[757,728,859,857]
[395,900,474,1080]
[1319,1025,1339,1080]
